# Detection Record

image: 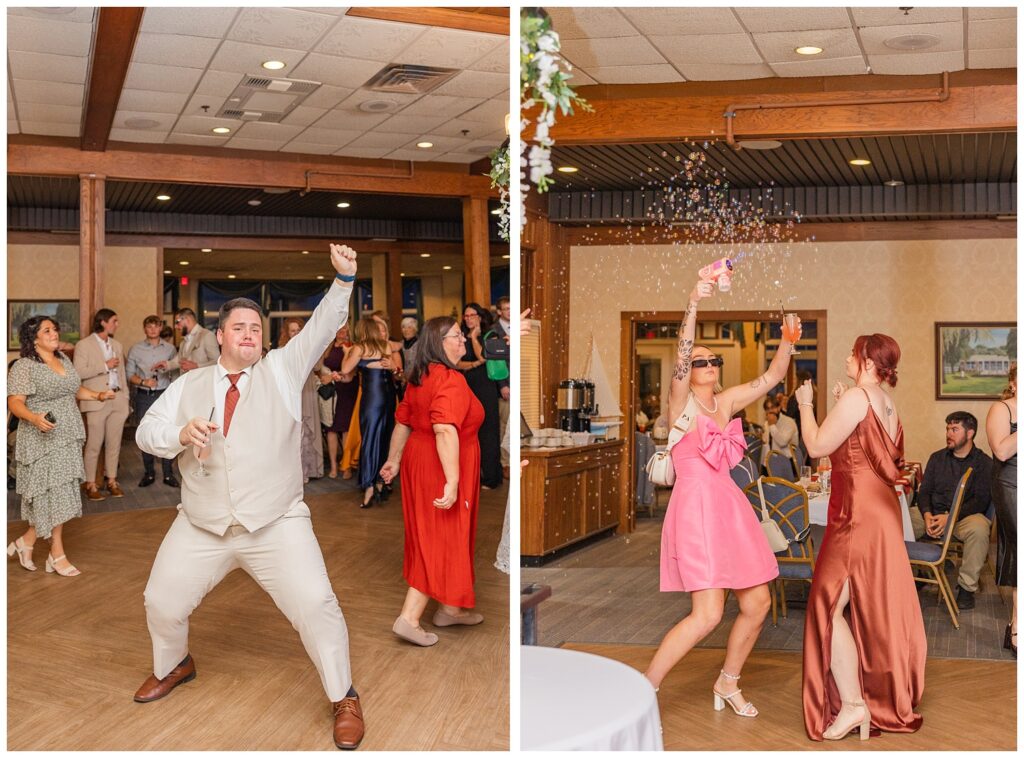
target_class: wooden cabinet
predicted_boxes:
[521,440,627,559]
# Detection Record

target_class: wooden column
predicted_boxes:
[79,174,105,335]
[385,249,403,332]
[462,195,491,306]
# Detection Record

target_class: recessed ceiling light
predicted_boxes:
[443,265,452,270]
[490,208,501,215]
[400,273,405,277]
[420,253,431,258]
[795,46,823,55]
[737,139,783,150]
[557,166,579,173]
[228,274,237,279]
[261,60,286,70]
[163,269,172,274]
[156,194,171,201]
[201,248,212,252]
[336,202,350,208]
[212,127,231,134]
[417,142,433,149]
[301,250,309,255]
[316,275,325,280]
[247,199,262,206]
[849,158,871,166]
[179,261,190,266]
[884,179,905,187]
[502,254,510,259]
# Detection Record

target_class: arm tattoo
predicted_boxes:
[886,406,894,416]
[672,304,696,381]
[749,376,762,389]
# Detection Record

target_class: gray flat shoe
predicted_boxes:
[432,609,484,627]
[393,616,438,646]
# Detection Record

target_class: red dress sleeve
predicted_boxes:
[395,392,412,426]
[429,367,471,427]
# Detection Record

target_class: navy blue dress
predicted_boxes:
[357,358,397,490]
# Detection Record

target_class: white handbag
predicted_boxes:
[644,395,697,487]
[755,477,811,553]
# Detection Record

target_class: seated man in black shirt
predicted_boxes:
[910,411,994,610]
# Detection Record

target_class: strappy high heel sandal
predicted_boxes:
[823,700,871,741]
[712,670,757,718]
[45,554,81,577]
[7,537,36,571]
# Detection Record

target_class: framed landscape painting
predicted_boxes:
[8,300,81,351]
[935,322,1017,400]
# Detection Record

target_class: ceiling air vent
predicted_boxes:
[215,74,323,123]
[363,64,459,95]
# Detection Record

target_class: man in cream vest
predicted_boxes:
[73,308,131,499]
[135,244,364,749]
[152,307,220,375]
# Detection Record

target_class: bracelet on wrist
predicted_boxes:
[799,402,813,408]
[335,273,355,283]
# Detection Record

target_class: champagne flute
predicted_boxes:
[780,302,801,355]
[193,407,215,477]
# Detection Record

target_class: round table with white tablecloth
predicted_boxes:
[521,646,663,751]
[807,487,915,542]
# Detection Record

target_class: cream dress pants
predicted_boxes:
[143,502,352,701]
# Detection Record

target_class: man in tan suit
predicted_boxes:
[153,308,219,375]
[135,244,364,749]
[74,308,131,500]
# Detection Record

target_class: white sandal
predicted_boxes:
[7,537,36,571]
[45,554,81,577]
[712,669,757,718]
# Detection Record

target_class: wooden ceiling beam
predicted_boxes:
[545,77,1015,145]
[8,137,497,199]
[81,7,144,152]
[346,7,509,35]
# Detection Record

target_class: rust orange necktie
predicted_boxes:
[223,372,243,436]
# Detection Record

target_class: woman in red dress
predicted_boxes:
[797,334,925,741]
[380,316,485,646]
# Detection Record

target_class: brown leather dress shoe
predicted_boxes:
[133,655,196,703]
[105,480,124,498]
[333,696,365,750]
[84,485,106,501]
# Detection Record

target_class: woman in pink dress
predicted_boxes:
[644,280,800,718]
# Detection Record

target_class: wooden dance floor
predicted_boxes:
[7,486,510,750]
[564,643,1016,751]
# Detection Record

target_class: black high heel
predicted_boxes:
[360,488,378,509]
[1005,624,1017,658]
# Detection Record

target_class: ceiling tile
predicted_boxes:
[131,32,220,67]
[280,105,328,127]
[852,7,962,26]
[675,62,775,80]
[166,132,232,147]
[566,67,597,86]
[465,138,502,153]
[334,145,390,159]
[770,56,868,77]
[123,62,204,94]
[108,127,171,144]
[223,137,292,151]
[280,141,343,155]
[173,114,244,135]
[375,112,450,133]
[754,27,863,62]
[182,92,228,118]
[9,51,89,84]
[386,149,440,162]
[346,132,420,149]
[119,88,190,114]
[301,84,355,109]
[621,7,743,36]
[968,18,1016,49]
[967,7,1017,21]
[289,53,383,88]
[400,134,470,152]
[140,7,239,38]
[560,36,667,68]
[859,22,963,55]
[19,121,78,137]
[302,7,352,17]
[291,126,363,146]
[970,48,1016,68]
[467,40,510,73]
[228,7,337,50]
[588,64,686,84]
[433,70,508,99]
[867,50,965,75]
[454,99,508,125]
[735,7,852,33]
[8,122,20,134]
[398,94,483,118]
[7,14,94,56]
[233,121,305,141]
[395,27,505,69]
[112,110,178,131]
[195,70,245,97]
[430,118,498,139]
[434,152,477,164]
[311,108,390,130]
[651,33,763,65]
[209,40,310,76]
[315,16,426,61]
[17,102,81,124]
[543,8,633,40]
[9,8,95,24]
[335,88,421,114]
[12,79,84,107]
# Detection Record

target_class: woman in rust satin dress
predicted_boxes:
[795,334,925,741]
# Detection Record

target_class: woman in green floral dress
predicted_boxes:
[7,316,115,576]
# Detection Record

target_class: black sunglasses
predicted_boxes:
[692,357,724,368]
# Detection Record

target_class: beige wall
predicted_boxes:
[7,244,159,362]
[421,271,465,321]
[569,239,1016,463]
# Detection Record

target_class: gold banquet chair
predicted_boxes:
[906,467,972,629]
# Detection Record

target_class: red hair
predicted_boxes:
[852,334,900,387]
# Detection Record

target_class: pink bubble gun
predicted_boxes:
[698,257,733,292]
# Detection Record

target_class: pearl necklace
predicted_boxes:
[692,392,718,414]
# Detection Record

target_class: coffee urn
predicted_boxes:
[557,379,585,431]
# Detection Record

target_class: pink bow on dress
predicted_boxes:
[696,415,747,471]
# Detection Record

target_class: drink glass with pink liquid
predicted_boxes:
[782,313,801,354]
